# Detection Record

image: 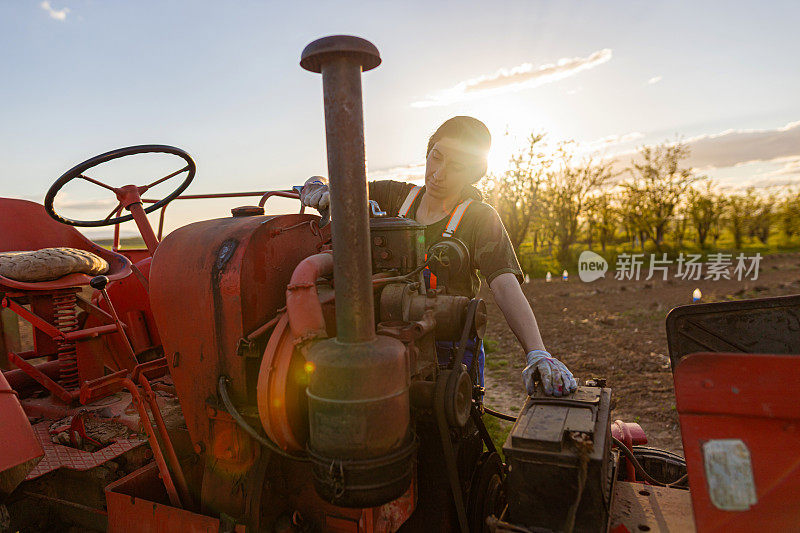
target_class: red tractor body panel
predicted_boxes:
[675,352,800,532]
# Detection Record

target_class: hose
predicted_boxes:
[481,406,687,488]
[218,376,308,462]
[611,437,684,487]
[484,406,518,422]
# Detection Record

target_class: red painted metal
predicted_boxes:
[0,371,43,497]
[112,185,161,255]
[674,352,800,532]
[112,190,303,253]
[105,462,246,533]
[77,365,189,509]
[120,376,183,508]
[25,419,145,480]
[94,284,139,368]
[2,295,66,339]
[0,198,132,291]
[137,372,193,509]
[3,359,62,391]
[150,214,326,460]
[257,313,309,451]
[611,420,648,482]
[286,252,332,341]
[7,351,78,403]
[258,189,302,208]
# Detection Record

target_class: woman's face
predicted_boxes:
[424,137,482,201]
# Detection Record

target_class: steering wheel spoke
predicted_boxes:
[79,173,118,193]
[142,164,192,192]
[45,145,196,228]
[103,201,123,222]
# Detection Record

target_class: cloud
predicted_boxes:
[369,163,425,182]
[40,1,69,20]
[684,120,800,169]
[588,131,645,149]
[602,120,800,189]
[412,49,612,108]
[647,75,663,85]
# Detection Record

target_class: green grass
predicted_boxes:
[518,231,800,278]
[485,358,509,370]
[483,337,499,354]
[94,236,146,250]
[482,412,514,458]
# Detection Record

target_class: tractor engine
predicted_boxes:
[149,36,489,531]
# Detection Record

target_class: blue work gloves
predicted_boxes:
[300,176,330,212]
[522,349,578,397]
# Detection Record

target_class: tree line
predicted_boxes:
[479,134,800,266]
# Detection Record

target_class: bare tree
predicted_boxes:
[726,193,748,249]
[748,189,775,244]
[621,141,700,249]
[585,190,618,253]
[480,133,550,253]
[686,180,723,248]
[540,144,613,262]
[778,187,800,238]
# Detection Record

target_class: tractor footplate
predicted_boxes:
[25,420,145,480]
[609,481,695,532]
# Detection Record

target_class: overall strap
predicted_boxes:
[398,185,423,218]
[442,199,473,238]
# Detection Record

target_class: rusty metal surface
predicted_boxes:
[257,313,309,451]
[609,481,695,532]
[0,371,43,496]
[665,294,800,370]
[150,213,324,448]
[149,213,325,520]
[674,352,800,532]
[306,335,413,507]
[25,420,145,480]
[106,461,246,533]
[302,36,380,344]
[0,197,132,291]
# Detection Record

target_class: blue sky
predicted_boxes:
[1,1,799,234]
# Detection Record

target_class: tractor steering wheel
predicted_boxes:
[44,145,196,227]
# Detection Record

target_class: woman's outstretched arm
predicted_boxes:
[489,272,546,353]
[489,272,577,396]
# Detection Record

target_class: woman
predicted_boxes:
[301,116,577,397]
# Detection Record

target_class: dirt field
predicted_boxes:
[481,251,800,454]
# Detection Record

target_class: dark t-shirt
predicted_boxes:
[368,179,523,298]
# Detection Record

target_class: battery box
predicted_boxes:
[503,386,614,532]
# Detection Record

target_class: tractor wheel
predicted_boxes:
[467,451,506,533]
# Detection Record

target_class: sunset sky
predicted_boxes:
[1,1,798,235]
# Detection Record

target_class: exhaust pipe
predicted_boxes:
[300,36,414,508]
[300,35,380,343]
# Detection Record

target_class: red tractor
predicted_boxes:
[1,35,798,533]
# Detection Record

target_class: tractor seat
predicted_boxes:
[0,248,109,283]
[0,197,132,292]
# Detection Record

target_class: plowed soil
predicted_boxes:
[481,251,800,454]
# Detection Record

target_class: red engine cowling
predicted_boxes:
[149,212,328,521]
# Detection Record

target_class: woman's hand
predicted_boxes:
[489,273,578,397]
[300,176,330,212]
[522,349,577,397]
